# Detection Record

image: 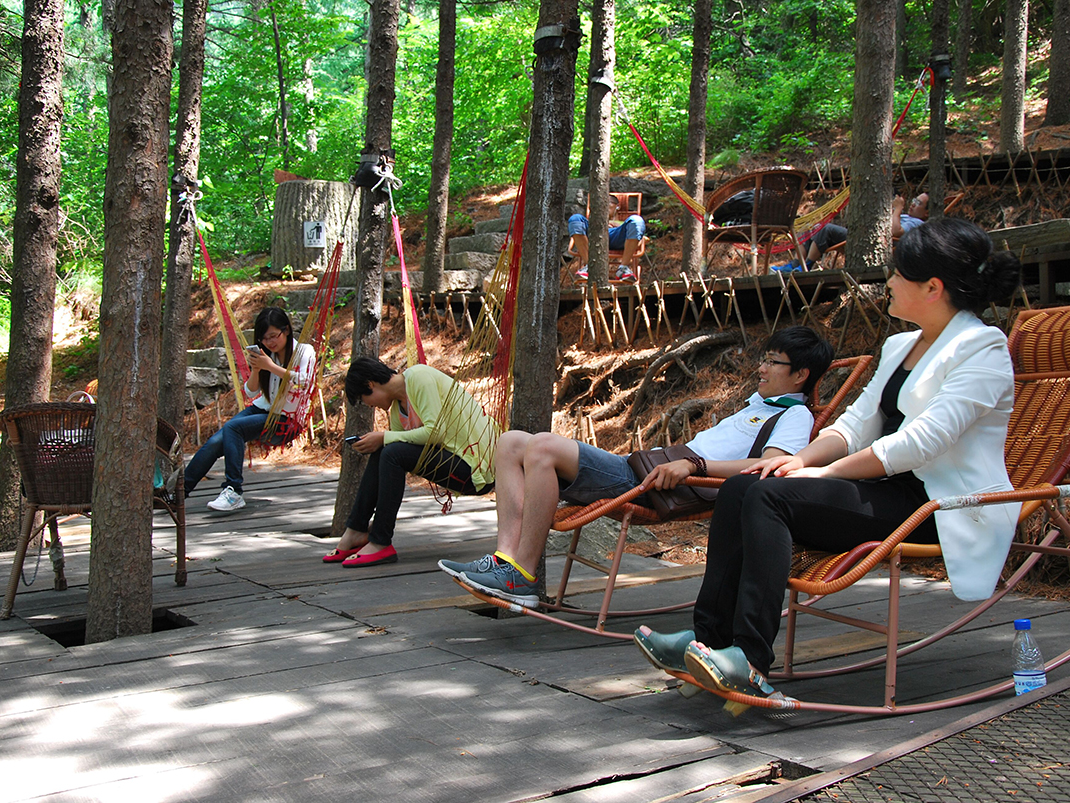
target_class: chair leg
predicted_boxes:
[1,503,38,619]
[47,517,66,592]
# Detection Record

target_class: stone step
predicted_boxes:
[448,232,505,255]
[474,216,511,234]
[445,251,498,274]
[385,269,484,294]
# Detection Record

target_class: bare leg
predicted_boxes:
[570,233,589,269]
[497,432,581,577]
[806,241,821,263]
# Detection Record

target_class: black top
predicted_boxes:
[880,364,911,439]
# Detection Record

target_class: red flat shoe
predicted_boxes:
[322,547,363,563]
[342,545,399,567]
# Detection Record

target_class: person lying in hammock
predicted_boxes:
[323,357,498,567]
[438,326,833,608]
[185,307,316,512]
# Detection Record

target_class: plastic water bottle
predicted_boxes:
[1012,619,1047,695]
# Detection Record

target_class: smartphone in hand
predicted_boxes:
[344,434,365,443]
[246,344,262,355]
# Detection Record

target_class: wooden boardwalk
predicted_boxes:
[1,466,1068,802]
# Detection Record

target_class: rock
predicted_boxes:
[448,232,506,255]
[545,514,656,561]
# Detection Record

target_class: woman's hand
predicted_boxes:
[744,454,800,479]
[349,431,385,454]
[247,350,278,374]
[641,459,692,491]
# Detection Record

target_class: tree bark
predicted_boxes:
[422,0,456,294]
[271,179,360,277]
[1045,0,1070,126]
[511,1,580,435]
[332,0,399,537]
[928,0,949,220]
[895,0,908,80]
[1000,0,1028,153]
[585,0,614,289]
[681,0,712,279]
[0,0,64,551]
[158,0,206,432]
[86,0,172,643]
[845,0,896,273]
[952,0,972,98]
[270,0,290,170]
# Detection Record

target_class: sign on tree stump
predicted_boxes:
[271,179,359,278]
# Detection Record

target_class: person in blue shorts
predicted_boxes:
[568,193,645,282]
[438,326,834,609]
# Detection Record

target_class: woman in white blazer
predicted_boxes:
[634,218,1022,703]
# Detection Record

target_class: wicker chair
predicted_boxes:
[452,355,873,638]
[0,402,187,619]
[704,168,809,275]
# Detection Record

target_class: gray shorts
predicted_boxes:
[559,441,642,505]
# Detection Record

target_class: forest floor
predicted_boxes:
[4,76,1070,593]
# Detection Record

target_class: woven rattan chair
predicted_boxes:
[704,168,809,275]
[665,306,1070,716]
[453,355,873,638]
[0,402,187,619]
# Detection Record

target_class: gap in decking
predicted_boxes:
[29,607,197,648]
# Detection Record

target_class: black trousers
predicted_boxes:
[811,223,847,255]
[693,472,938,676]
[346,442,487,545]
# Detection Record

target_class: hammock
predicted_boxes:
[187,187,347,446]
[614,66,933,254]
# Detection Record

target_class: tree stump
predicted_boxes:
[270,179,360,278]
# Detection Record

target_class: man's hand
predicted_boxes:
[642,459,693,490]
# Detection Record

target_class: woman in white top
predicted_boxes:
[184,307,315,512]
[636,218,1022,703]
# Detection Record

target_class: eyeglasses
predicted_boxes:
[759,357,793,368]
[262,328,287,343]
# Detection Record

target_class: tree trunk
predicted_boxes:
[895,0,908,80]
[512,0,580,434]
[1045,0,1070,126]
[681,0,713,279]
[332,0,399,538]
[952,0,972,97]
[0,0,64,551]
[270,1,290,170]
[271,179,360,278]
[1000,0,1028,153]
[928,0,949,220]
[585,0,614,289]
[422,0,456,294]
[845,0,896,273]
[86,0,172,644]
[158,0,206,432]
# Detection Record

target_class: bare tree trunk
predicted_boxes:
[585,0,614,289]
[87,0,172,643]
[422,0,456,294]
[952,0,972,97]
[681,0,712,278]
[512,1,580,434]
[158,0,206,432]
[1045,0,1070,126]
[895,0,908,79]
[845,0,896,273]
[929,0,949,220]
[0,0,64,550]
[332,0,399,537]
[1000,0,1028,153]
[269,1,290,170]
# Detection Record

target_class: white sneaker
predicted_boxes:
[207,486,246,512]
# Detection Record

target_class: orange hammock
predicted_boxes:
[187,188,347,445]
[614,66,933,254]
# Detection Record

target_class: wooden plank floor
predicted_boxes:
[1,465,1068,802]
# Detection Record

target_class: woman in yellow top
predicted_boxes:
[323,357,498,566]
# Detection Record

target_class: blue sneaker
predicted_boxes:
[634,626,694,673]
[459,562,540,609]
[438,554,498,580]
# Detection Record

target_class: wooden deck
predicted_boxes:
[1,465,1068,801]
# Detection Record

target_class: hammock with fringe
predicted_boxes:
[192,188,348,446]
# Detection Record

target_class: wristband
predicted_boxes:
[684,455,707,477]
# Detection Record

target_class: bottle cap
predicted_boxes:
[1014,618,1032,630]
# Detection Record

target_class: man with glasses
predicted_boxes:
[773,192,931,272]
[438,327,834,608]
